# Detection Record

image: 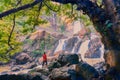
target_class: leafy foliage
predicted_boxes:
[0,19,22,62]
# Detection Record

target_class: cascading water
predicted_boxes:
[76,34,105,65]
[77,40,90,61]
[72,21,83,34]
[53,19,105,65]
[54,39,66,53]
[53,34,105,65]
[71,36,82,54]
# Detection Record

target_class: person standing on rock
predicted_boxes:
[42,52,47,68]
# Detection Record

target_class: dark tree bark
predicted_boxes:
[0,1,40,18]
[103,0,120,71]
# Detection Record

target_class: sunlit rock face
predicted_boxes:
[54,33,105,65]
[66,20,84,35]
[72,21,83,34]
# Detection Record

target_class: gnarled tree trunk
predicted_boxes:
[102,0,120,71]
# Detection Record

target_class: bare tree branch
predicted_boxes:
[8,14,16,50]
[32,2,43,30]
[43,1,61,12]
[52,0,77,4]
[0,1,41,18]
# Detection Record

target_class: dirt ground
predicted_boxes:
[0,66,10,73]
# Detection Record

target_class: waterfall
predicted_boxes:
[71,46,75,53]
[72,21,83,34]
[77,40,90,61]
[76,37,105,65]
[62,40,67,50]
[100,44,105,61]
[71,36,81,54]
[53,34,105,65]
[54,39,66,53]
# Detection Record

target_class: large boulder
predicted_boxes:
[57,53,79,66]
[29,67,50,76]
[48,60,61,71]
[49,64,85,80]
[75,62,99,80]
[47,53,79,71]
[15,53,32,65]
[49,65,76,80]
[11,62,37,72]
[93,62,106,74]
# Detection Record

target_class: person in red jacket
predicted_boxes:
[42,52,47,67]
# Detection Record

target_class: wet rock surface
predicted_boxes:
[93,62,106,74]
[76,62,99,79]
[48,60,61,71]
[47,53,79,71]
[15,53,32,65]
[49,67,72,80]
[1,53,120,80]
[57,53,79,66]
[11,66,21,72]
[10,62,37,71]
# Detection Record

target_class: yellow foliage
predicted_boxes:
[0,20,5,24]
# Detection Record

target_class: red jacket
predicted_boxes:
[43,54,47,61]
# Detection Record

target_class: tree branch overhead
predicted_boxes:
[0,1,40,18]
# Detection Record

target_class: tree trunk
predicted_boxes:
[102,0,120,71]
[85,0,120,71]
